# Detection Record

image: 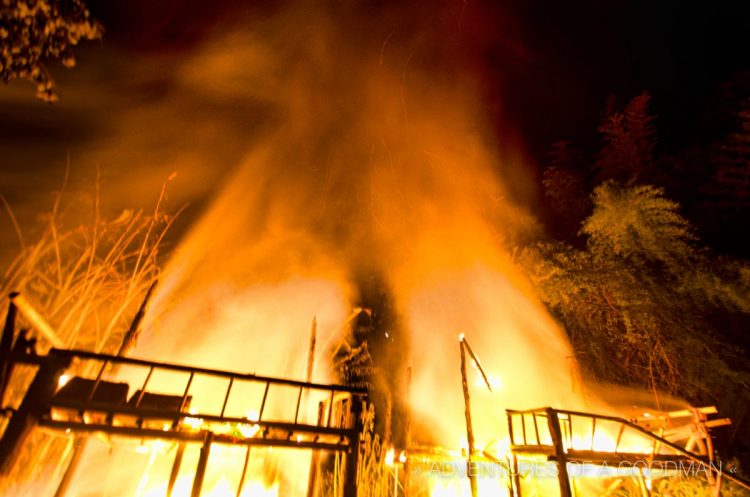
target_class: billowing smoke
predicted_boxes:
[136,0,583,444]
[57,1,590,495]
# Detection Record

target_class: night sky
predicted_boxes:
[2,0,750,255]
[85,0,750,151]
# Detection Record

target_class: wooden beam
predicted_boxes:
[545,408,572,497]
[10,293,64,348]
[342,400,363,497]
[167,442,186,497]
[0,355,70,474]
[459,338,478,497]
[190,431,214,497]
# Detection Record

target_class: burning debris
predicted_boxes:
[1,1,749,496]
[1,292,749,497]
[0,294,367,497]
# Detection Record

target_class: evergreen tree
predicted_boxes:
[594,92,657,184]
[542,140,590,239]
[706,99,750,215]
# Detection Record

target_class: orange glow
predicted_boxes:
[13,3,647,496]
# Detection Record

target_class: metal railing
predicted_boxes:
[0,293,367,497]
[506,407,750,497]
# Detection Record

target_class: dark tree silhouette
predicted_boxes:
[0,0,102,102]
[594,92,657,184]
[706,99,750,214]
[542,140,590,239]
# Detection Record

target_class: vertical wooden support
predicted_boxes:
[545,408,572,497]
[53,438,85,497]
[636,465,652,497]
[191,431,214,497]
[0,354,70,474]
[10,293,64,348]
[167,442,187,497]
[459,338,478,497]
[57,283,157,497]
[510,453,522,497]
[342,399,363,497]
[507,413,521,497]
[306,402,326,497]
[0,294,18,405]
[384,392,393,447]
[306,317,317,383]
[115,281,157,358]
[236,445,252,497]
[403,367,412,497]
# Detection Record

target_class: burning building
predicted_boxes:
[1,1,749,497]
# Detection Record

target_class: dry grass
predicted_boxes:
[0,173,180,496]
[357,402,392,497]
[1,176,178,353]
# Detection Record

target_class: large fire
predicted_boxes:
[1,2,744,497]
[113,7,587,496]
[28,3,695,496]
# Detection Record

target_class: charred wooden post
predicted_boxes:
[53,438,85,497]
[116,280,157,358]
[461,335,492,392]
[343,399,363,497]
[510,453,521,497]
[506,412,521,497]
[306,317,317,383]
[167,442,187,497]
[236,445,252,497]
[459,336,478,497]
[384,390,393,447]
[403,366,411,497]
[10,293,64,348]
[545,408,572,497]
[190,431,215,497]
[0,353,70,474]
[305,317,320,497]
[55,281,157,497]
[0,293,19,404]
[306,401,326,497]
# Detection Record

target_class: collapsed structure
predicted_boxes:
[1,293,749,497]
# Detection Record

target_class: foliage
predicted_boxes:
[581,182,696,268]
[522,181,750,407]
[703,98,750,220]
[529,94,750,454]
[542,140,590,238]
[594,92,656,184]
[0,0,102,102]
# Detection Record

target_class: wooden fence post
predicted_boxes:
[545,408,572,497]
[343,399,363,497]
